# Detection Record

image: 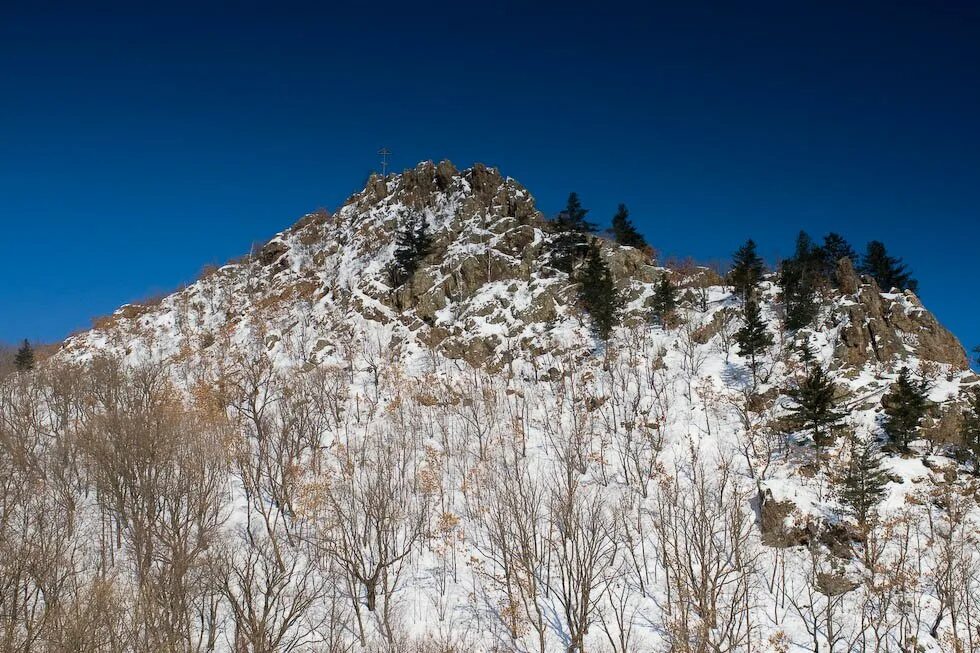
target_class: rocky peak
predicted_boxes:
[830,257,967,370]
[63,162,968,378]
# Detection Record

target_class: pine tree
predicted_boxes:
[389,213,431,286]
[14,339,34,372]
[781,232,821,330]
[785,363,845,447]
[610,204,647,249]
[787,287,818,330]
[554,192,596,233]
[550,193,596,273]
[578,240,620,340]
[798,340,817,368]
[961,387,980,474]
[729,239,765,301]
[791,231,820,269]
[820,232,857,273]
[651,275,678,326]
[881,367,930,453]
[838,437,889,528]
[735,298,773,388]
[859,241,918,293]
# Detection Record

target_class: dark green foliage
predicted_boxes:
[797,340,817,367]
[781,231,821,330]
[961,388,980,473]
[820,232,857,277]
[578,240,620,340]
[651,275,678,325]
[389,213,432,286]
[550,193,596,273]
[735,298,773,388]
[729,239,765,301]
[610,204,647,249]
[785,363,845,447]
[859,241,918,293]
[881,367,930,453]
[791,231,820,268]
[554,192,596,233]
[838,437,889,527]
[550,231,589,273]
[14,339,34,372]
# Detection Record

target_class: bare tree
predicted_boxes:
[82,358,228,652]
[651,452,758,652]
[550,478,619,653]
[301,427,429,646]
[470,454,551,653]
[676,320,709,399]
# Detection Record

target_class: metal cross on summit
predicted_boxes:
[378,147,391,179]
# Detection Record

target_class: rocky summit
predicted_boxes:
[66,161,670,370]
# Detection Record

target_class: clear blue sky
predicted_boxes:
[1,1,978,353]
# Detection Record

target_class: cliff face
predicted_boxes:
[831,258,968,370]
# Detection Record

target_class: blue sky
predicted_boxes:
[1,1,978,354]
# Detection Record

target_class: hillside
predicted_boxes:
[4,161,980,652]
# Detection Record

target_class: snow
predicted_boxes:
[53,162,980,652]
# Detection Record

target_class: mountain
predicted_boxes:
[65,160,664,370]
[6,161,980,652]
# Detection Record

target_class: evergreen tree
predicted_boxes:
[791,231,821,270]
[735,298,773,388]
[820,232,857,273]
[785,363,845,447]
[651,275,678,325]
[798,340,817,368]
[961,387,980,474]
[781,231,821,330]
[389,213,432,286]
[881,367,930,453]
[550,193,596,273]
[838,437,889,528]
[14,339,35,372]
[554,192,596,233]
[859,241,918,293]
[783,273,819,331]
[610,204,647,249]
[578,240,620,340]
[729,239,765,301]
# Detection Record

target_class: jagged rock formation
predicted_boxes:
[831,258,968,370]
[64,161,668,370]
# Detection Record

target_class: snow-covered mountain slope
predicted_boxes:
[34,161,980,651]
[63,161,668,371]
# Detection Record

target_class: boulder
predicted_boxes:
[759,490,803,548]
[258,239,289,268]
[816,570,859,597]
[921,403,967,447]
[758,489,857,559]
[834,257,860,295]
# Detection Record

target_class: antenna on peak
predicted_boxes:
[378,147,392,179]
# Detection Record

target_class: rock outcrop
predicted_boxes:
[832,258,967,370]
[758,489,857,559]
